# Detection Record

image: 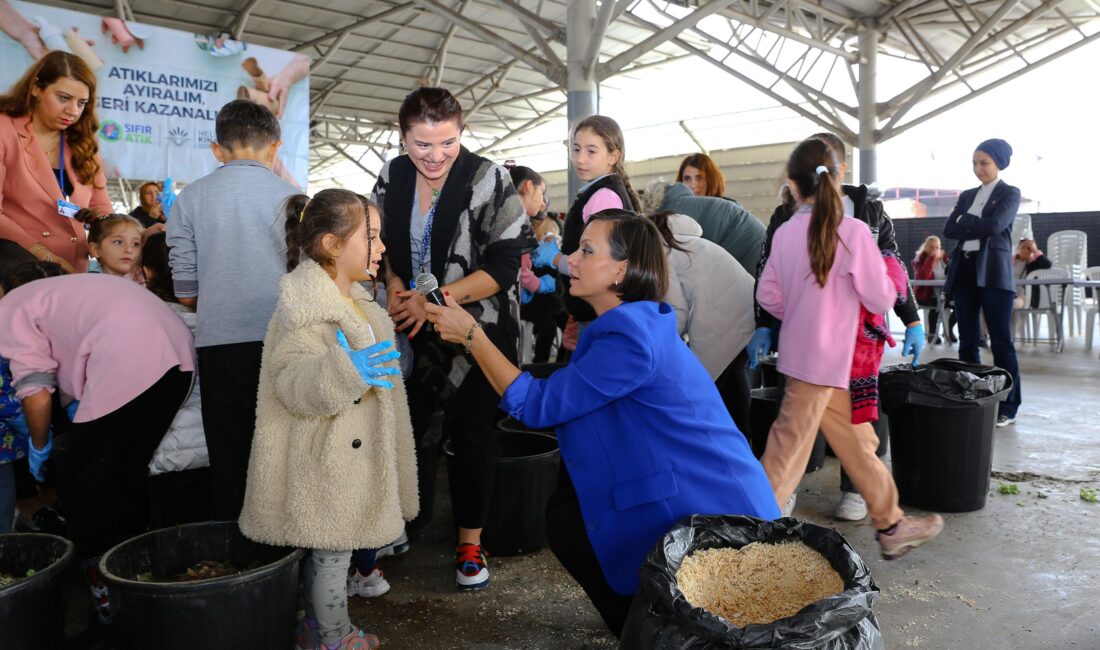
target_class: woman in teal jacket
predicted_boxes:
[426,209,779,636]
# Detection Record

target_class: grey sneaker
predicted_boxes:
[833,492,868,521]
[781,493,797,517]
[376,530,410,558]
[877,514,945,560]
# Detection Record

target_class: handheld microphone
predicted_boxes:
[415,272,446,306]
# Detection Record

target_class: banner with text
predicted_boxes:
[0,0,309,188]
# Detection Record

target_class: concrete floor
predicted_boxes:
[350,335,1100,650]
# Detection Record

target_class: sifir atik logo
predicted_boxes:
[99,120,122,142]
[167,127,189,146]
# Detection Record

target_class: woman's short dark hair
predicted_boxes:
[398,87,464,135]
[586,209,668,303]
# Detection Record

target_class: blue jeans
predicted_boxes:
[952,256,1021,418]
[0,462,14,534]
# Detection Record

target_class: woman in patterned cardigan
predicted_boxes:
[371,87,533,592]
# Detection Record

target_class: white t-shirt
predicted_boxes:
[960,180,999,252]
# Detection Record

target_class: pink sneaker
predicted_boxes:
[295,615,320,650]
[876,514,945,560]
[324,627,380,650]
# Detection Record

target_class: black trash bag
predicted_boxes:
[879,359,1013,411]
[620,515,883,650]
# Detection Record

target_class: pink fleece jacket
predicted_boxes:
[0,274,195,422]
[756,207,895,389]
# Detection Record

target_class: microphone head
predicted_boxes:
[415,272,439,295]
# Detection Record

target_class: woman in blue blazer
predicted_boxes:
[426,209,779,636]
[943,138,1022,425]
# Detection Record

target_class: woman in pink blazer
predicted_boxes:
[0,52,111,273]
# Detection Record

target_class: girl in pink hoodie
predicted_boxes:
[756,138,944,560]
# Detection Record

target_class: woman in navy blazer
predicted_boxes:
[943,138,1022,425]
[426,209,779,636]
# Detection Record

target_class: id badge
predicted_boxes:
[57,199,79,218]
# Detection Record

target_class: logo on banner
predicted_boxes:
[99,120,122,142]
[196,129,215,148]
[167,127,189,146]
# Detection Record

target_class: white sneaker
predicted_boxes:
[346,565,391,598]
[833,492,869,521]
[781,493,797,517]
[376,531,410,558]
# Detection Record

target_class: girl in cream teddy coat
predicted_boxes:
[239,189,417,650]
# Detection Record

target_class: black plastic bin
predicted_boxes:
[521,361,566,379]
[749,387,826,473]
[447,431,560,556]
[99,521,304,650]
[498,415,554,435]
[880,360,1012,513]
[0,533,75,650]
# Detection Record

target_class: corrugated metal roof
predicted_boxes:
[32,0,1100,194]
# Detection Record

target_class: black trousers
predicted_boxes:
[715,349,751,440]
[405,333,509,533]
[545,469,634,637]
[197,342,263,521]
[952,255,1022,418]
[53,367,192,558]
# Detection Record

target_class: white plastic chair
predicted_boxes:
[1084,266,1100,353]
[1046,230,1087,335]
[1016,268,1069,349]
[1011,214,1032,247]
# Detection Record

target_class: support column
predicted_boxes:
[566,0,598,198]
[857,19,877,186]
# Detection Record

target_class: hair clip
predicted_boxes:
[298,208,305,222]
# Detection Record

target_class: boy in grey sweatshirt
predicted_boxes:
[166,99,297,520]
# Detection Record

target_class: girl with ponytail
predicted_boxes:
[756,137,945,560]
[240,188,417,650]
[530,115,641,332]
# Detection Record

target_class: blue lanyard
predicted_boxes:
[56,137,67,199]
[417,189,442,275]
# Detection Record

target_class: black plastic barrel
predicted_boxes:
[498,416,554,435]
[0,533,75,650]
[881,361,1012,513]
[749,387,826,473]
[448,432,560,556]
[99,521,304,649]
[758,355,779,388]
[521,361,566,379]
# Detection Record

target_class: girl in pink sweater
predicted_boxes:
[757,138,944,560]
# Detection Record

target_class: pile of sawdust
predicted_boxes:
[676,541,845,627]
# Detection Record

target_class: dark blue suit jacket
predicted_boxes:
[501,300,780,594]
[943,180,1021,293]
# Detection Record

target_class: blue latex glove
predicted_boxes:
[520,287,534,305]
[536,275,556,294]
[159,177,178,218]
[336,330,401,389]
[901,323,925,368]
[531,239,562,270]
[747,327,775,369]
[28,433,52,483]
[65,400,80,421]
